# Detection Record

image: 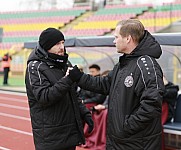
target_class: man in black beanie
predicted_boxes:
[25,27,94,150]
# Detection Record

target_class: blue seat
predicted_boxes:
[164,122,181,131]
[174,94,181,122]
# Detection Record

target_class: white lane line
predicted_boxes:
[0,96,27,103]
[0,90,26,96]
[0,146,11,150]
[0,125,33,136]
[0,104,29,110]
[0,112,30,121]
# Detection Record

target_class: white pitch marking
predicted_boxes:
[0,90,26,96]
[0,96,27,103]
[0,125,33,136]
[0,104,29,110]
[0,112,30,121]
[0,146,11,150]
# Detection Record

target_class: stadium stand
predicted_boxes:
[64,4,150,37]
[138,2,181,32]
[0,7,89,56]
[1,2,181,53]
[0,6,90,74]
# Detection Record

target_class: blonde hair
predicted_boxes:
[117,19,145,44]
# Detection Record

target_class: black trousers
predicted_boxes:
[3,67,10,85]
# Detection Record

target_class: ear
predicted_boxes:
[126,35,133,44]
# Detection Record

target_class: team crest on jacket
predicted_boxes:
[124,75,133,87]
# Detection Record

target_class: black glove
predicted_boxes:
[84,114,94,133]
[68,65,83,82]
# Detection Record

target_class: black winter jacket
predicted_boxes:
[25,47,90,150]
[77,31,165,150]
[79,88,106,104]
[163,82,179,122]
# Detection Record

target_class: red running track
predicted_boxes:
[0,90,86,150]
[0,91,34,150]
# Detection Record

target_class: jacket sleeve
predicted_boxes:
[123,56,165,134]
[83,93,107,104]
[26,61,74,106]
[78,97,91,118]
[77,70,113,95]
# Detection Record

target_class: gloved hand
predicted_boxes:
[84,114,94,133]
[68,65,83,82]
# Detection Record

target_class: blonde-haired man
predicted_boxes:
[68,19,165,150]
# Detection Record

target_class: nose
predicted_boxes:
[59,44,64,49]
[59,44,65,52]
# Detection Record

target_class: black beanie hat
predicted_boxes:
[39,28,65,51]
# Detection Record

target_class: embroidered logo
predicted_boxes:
[124,75,134,87]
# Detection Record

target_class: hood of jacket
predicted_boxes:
[27,44,68,68]
[129,30,162,59]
